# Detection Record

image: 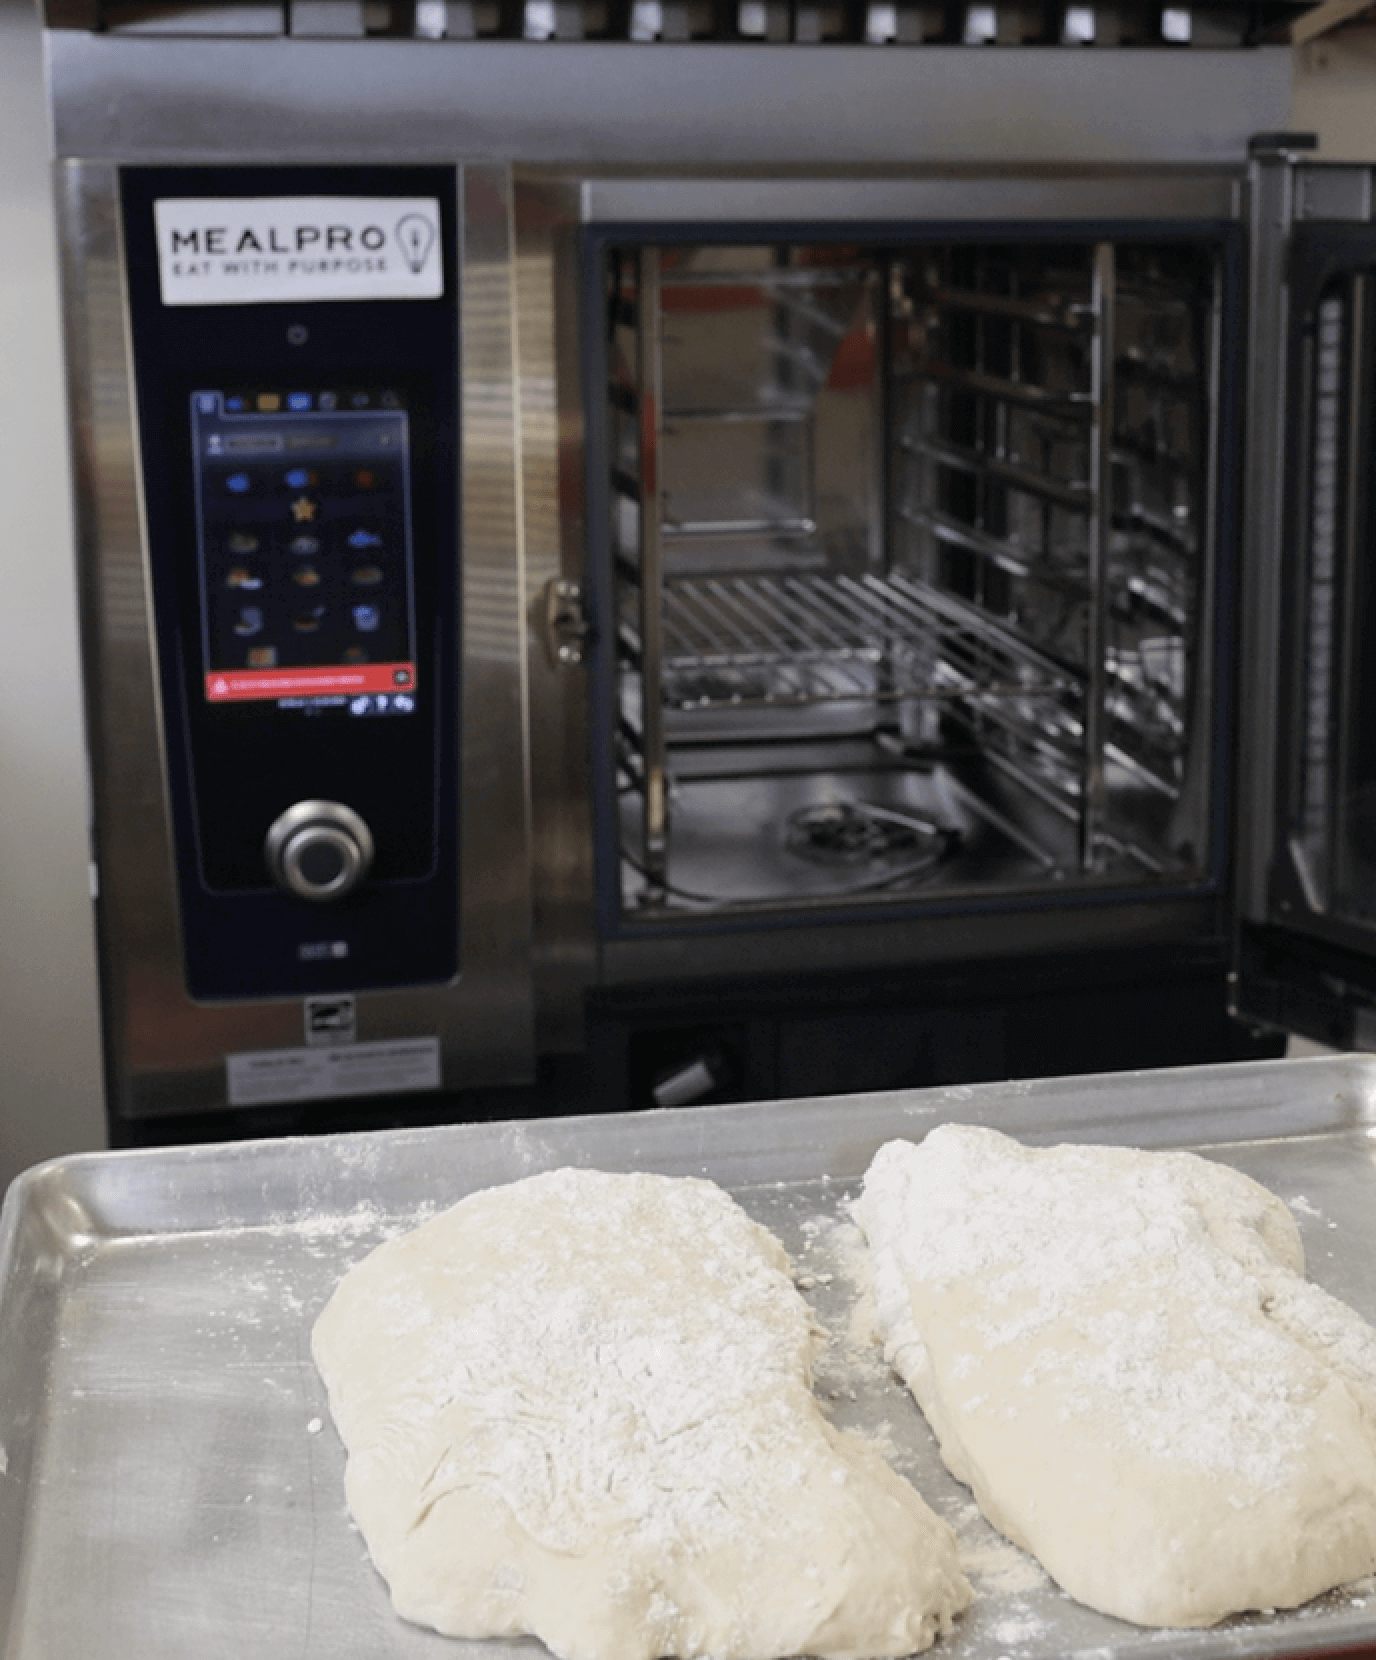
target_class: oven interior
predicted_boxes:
[600,233,1225,924]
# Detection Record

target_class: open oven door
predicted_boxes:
[1232,142,1376,1050]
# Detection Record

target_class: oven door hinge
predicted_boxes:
[541,576,591,666]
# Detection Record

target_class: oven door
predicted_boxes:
[1232,149,1376,1049]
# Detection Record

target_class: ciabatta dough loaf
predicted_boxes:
[854,1124,1376,1628]
[313,1167,971,1660]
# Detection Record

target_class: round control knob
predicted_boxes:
[264,801,374,903]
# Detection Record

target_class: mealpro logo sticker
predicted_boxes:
[153,196,443,306]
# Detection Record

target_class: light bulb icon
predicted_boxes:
[396,214,436,275]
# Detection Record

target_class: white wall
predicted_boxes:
[1294,27,1376,160]
[0,0,105,1195]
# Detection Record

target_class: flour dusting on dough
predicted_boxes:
[313,1168,970,1660]
[855,1125,1376,1628]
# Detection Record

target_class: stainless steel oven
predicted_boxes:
[42,1,1376,1141]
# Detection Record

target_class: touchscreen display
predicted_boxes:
[191,387,418,714]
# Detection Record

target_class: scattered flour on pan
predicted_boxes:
[987,1611,1050,1645]
[796,1214,891,1380]
[1287,1193,1340,1233]
[289,1200,409,1246]
[947,1499,1049,1598]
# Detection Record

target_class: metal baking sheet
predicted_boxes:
[6,1053,1376,1660]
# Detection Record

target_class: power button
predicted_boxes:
[265,800,374,903]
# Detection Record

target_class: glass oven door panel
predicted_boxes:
[597,228,1225,929]
[1230,204,1376,1054]
[1264,226,1376,950]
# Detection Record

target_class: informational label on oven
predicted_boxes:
[153,197,443,306]
[225,1036,441,1105]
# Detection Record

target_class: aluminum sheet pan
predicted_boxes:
[6,1053,1376,1660]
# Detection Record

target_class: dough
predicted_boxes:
[853,1124,1376,1628]
[312,1167,970,1660]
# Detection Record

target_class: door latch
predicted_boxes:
[541,576,591,667]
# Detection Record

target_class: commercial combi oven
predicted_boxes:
[40,1,1376,1142]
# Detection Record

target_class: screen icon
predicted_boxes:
[287,392,312,412]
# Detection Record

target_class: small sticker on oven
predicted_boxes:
[305,994,357,1048]
[153,197,444,307]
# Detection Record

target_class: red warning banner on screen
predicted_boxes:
[205,662,417,703]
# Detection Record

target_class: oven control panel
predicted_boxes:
[120,166,460,1002]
